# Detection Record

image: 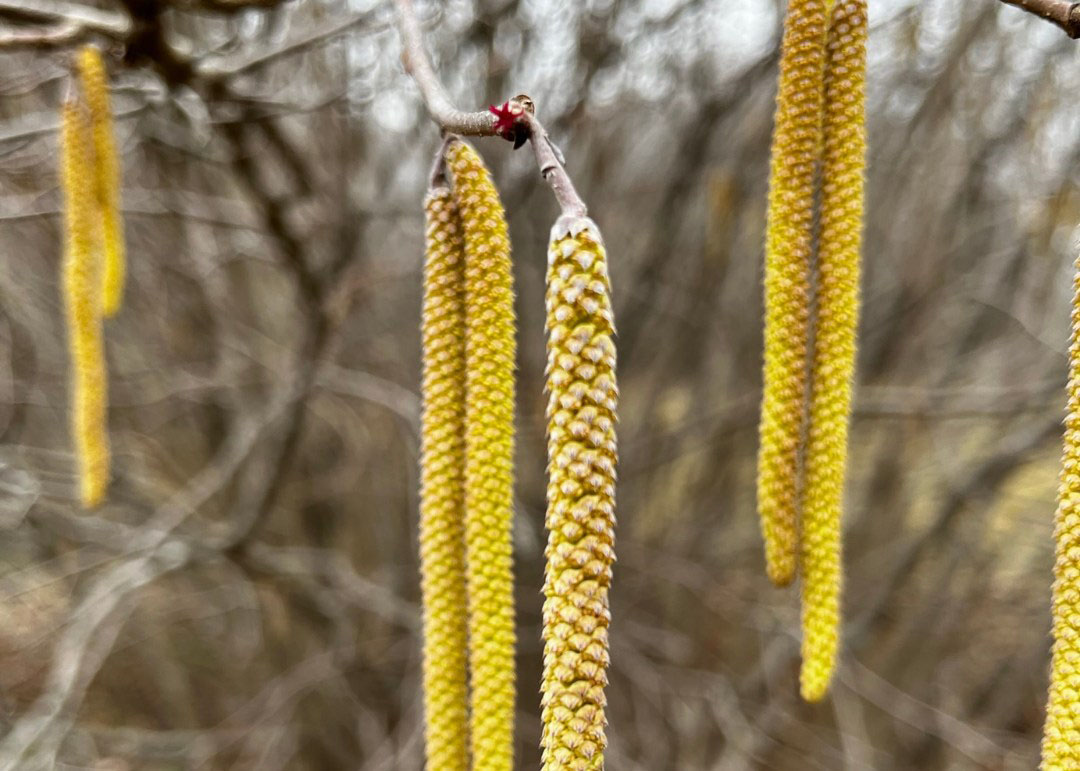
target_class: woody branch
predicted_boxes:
[996,0,1080,36]
[393,0,588,218]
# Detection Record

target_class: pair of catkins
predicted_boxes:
[759,2,1080,765]
[757,0,868,703]
[59,45,126,509]
[417,2,867,766]
[418,140,618,771]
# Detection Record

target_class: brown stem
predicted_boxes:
[393,0,588,217]
[998,0,1080,37]
[428,134,454,188]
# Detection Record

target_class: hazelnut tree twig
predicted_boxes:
[393,0,588,218]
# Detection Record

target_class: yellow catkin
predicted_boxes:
[1042,266,1080,765]
[446,139,517,771]
[77,45,125,317]
[60,100,109,508]
[757,0,830,588]
[540,216,618,771]
[798,0,867,703]
[418,186,471,771]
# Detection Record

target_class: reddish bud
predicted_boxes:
[490,100,530,149]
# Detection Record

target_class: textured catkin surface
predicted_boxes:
[77,46,125,317]
[1043,261,1080,767]
[540,217,618,771]
[798,0,867,703]
[446,140,517,771]
[418,187,470,771]
[60,100,109,508]
[757,0,830,588]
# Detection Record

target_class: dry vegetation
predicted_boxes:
[0,0,1078,768]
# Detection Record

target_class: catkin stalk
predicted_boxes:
[446,139,517,771]
[758,0,830,588]
[77,45,125,317]
[1042,264,1080,767]
[798,0,867,703]
[60,100,109,508]
[418,186,471,771]
[540,216,618,771]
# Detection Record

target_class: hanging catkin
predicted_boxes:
[60,99,109,508]
[757,0,830,588]
[1042,258,1080,766]
[798,0,867,703]
[446,139,517,771]
[418,185,471,771]
[76,45,125,317]
[540,215,618,771]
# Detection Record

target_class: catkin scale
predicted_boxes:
[798,0,867,703]
[60,100,109,508]
[540,216,618,771]
[446,140,517,771]
[1042,262,1080,767]
[758,0,830,588]
[418,187,470,771]
[76,46,125,317]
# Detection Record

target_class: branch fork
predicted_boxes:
[394,0,587,218]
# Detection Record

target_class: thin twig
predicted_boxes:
[0,21,81,49]
[393,0,588,217]
[428,133,454,188]
[0,0,130,39]
[997,0,1080,37]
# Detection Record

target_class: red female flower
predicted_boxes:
[489,100,530,149]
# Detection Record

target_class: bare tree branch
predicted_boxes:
[0,21,83,49]
[197,9,388,77]
[0,0,130,40]
[997,0,1080,37]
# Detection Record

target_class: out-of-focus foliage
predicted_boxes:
[0,0,1078,768]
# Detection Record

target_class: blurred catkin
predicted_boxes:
[540,216,618,771]
[798,0,867,703]
[446,139,517,771]
[418,186,470,771]
[60,99,109,508]
[76,45,125,317]
[1042,262,1080,767]
[757,0,830,588]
